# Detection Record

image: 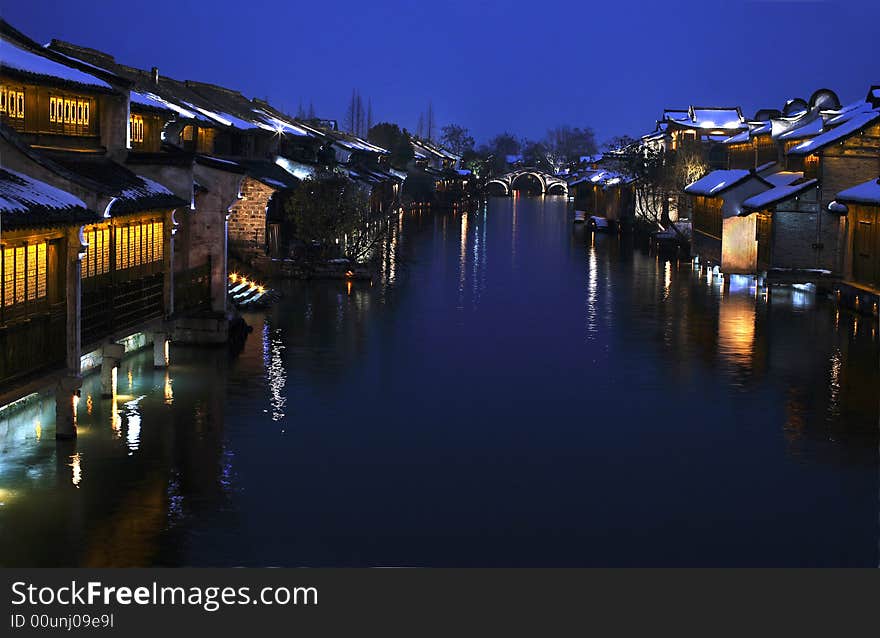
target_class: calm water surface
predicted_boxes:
[1,196,878,566]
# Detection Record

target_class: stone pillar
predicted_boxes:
[100,342,125,398]
[55,375,82,440]
[153,332,168,368]
[212,214,230,313]
[166,210,176,317]
[65,227,85,375]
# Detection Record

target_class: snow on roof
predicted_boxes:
[1,36,111,90]
[763,171,803,188]
[250,109,310,137]
[641,128,668,143]
[743,179,817,210]
[570,169,631,188]
[823,99,876,127]
[0,167,89,214]
[684,169,753,196]
[130,90,177,112]
[663,109,689,121]
[182,102,259,129]
[275,156,316,181]
[334,136,389,154]
[777,117,824,140]
[723,129,751,145]
[690,107,743,129]
[411,138,459,160]
[118,175,175,203]
[788,110,880,156]
[835,177,880,205]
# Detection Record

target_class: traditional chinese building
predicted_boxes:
[1,22,186,436]
[832,176,880,313]
[685,88,880,282]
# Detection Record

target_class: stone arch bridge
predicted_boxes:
[486,169,568,196]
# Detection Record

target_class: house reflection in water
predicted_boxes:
[0,345,232,566]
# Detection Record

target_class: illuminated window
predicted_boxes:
[153,222,163,261]
[130,114,144,144]
[2,247,13,306]
[196,127,215,153]
[83,227,110,278]
[1,86,25,120]
[114,221,163,270]
[181,125,193,141]
[1,242,47,307]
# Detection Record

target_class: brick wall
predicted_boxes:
[818,132,880,273]
[227,176,277,256]
[773,211,820,270]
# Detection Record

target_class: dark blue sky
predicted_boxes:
[4,0,878,145]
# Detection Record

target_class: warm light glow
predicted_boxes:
[70,453,82,487]
[164,371,173,405]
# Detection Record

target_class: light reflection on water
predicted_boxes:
[0,196,877,567]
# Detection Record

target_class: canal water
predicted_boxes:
[1,196,877,567]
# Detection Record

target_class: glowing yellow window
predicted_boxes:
[14,246,25,304]
[3,247,14,306]
[131,114,144,144]
[153,222,163,261]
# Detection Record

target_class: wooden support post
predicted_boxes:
[153,332,168,368]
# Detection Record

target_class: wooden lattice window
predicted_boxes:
[83,227,111,278]
[130,114,144,144]
[115,221,164,270]
[1,85,26,120]
[1,242,47,308]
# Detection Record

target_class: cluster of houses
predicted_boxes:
[0,20,463,436]
[567,87,880,317]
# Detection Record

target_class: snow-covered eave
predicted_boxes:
[684,169,770,197]
[667,119,748,132]
[0,168,101,228]
[742,179,819,211]
[0,62,116,94]
[1,37,115,93]
[788,111,880,156]
[835,177,880,206]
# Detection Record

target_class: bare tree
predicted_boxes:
[345,89,357,134]
[425,101,435,141]
[355,92,365,137]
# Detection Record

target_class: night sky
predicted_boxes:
[4,0,879,145]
